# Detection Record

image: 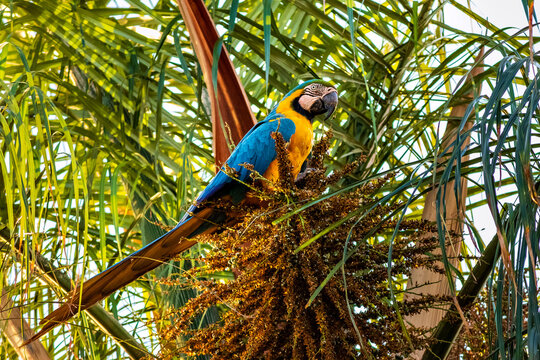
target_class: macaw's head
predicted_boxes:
[290,80,338,121]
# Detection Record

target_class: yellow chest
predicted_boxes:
[281,109,313,170]
[263,90,314,183]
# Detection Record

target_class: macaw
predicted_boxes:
[30,80,338,341]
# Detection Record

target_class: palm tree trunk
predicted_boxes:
[405,50,484,359]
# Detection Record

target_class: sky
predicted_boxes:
[447,0,536,32]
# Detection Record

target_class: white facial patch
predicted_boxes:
[298,94,319,111]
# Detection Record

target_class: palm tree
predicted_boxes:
[0,0,538,359]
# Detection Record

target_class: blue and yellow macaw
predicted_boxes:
[32,80,338,339]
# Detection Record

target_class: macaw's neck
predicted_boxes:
[263,89,315,184]
[291,97,315,121]
[276,89,313,124]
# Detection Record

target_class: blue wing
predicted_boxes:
[190,113,296,210]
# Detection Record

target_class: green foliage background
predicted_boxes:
[0,0,538,359]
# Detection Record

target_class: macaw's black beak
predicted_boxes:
[322,90,338,120]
